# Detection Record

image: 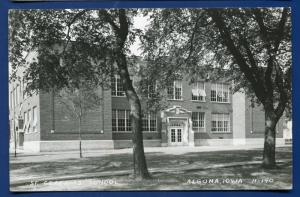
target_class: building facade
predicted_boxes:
[9,74,289,152]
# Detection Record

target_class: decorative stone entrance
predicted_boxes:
[161,105,194,147]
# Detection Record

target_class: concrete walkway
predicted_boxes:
[10,144,291,157]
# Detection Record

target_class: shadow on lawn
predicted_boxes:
[10,147,292,185]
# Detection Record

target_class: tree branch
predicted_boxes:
[273,8,289,52]
[207,9,266,103]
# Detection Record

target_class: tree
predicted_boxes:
[142,8,291,168]
[57,81,102,158]
[9,9,151,179]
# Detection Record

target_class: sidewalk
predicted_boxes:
[10,143,291,160]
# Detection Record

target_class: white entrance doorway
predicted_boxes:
[169,127,184,146]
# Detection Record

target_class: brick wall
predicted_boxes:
[245,99,284,139]
[111,79,233,140]
[40,87,113,141]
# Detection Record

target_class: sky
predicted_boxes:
[130,15,150,56]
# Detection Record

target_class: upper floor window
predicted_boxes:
[111,75,125,97]
[211,113,230,133]
[142,112,157,132]
[167,80,182,100]
[192,112,205,131]
[191,82,206,101]
[148,82,157,98]
[211,83,230,103]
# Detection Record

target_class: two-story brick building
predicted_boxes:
[9,69,288,152]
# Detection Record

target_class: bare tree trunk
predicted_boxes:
[116,53,151,180]
[262,109,277,168]
[103,9,150,179]
[129,94,151,179]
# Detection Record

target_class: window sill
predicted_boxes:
[193,131,206,133]
[191,100,206,103]
[112,95,126,98]
[210,101,230,104]
[210,131,232,134]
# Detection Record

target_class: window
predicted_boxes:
[32,106,38,132]
[111,75,125,97]
[23,111,27,133]
[148,82,156,98]
[126,110,131,132]
[167,80,182,100]
[192,82,206,101]
[112,109,131,132]
[142,112,157,132]
[192,112,205,131]
[27,109,31,133]
[211,83,230,103]
[211,113,230,133]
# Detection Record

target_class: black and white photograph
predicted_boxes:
[8,8,292,191]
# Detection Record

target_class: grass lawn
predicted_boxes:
[10,147,292,191]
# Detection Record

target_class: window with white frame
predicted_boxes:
[32,106,38,132]
[142,112,157,132]
[111,75,125,97]
[112,109,131,132]
[192,82,206,101]
[167,80,182,100]
[192,112,205,131]
[211,83,230,103]
[211,113,230,133]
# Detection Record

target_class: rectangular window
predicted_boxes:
[126,110,131,132]
[211,83,230,103]
[112,109,131,132]
[23,111,27,133]
[142,114,149,131]
[148,82,156,98]
[111,75,125,97]
[112,110,117,132]
[211,113,230,133]
[192,112,205,132]
[142,112,157,132]
[117,110,126,131]
[112,110,157,132]
[167,80,182,100]
[28,109,31,132]
[192,82,206,101]
[32,106,38,132]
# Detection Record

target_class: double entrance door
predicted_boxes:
[169,127,183,146]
